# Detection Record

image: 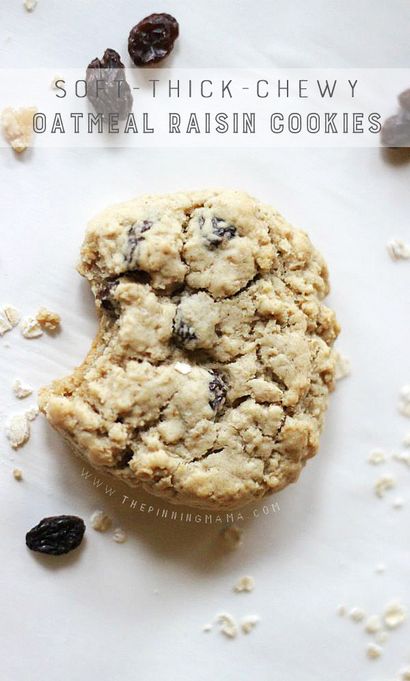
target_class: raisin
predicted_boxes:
[86,48,133,120]
[116,447,134,469]
[126,220,153,265]
[128,13,179,66]
[398,89,410,112]
[199,214,237,248]
[381,113,410,148]
[97,278,120,315]
[208,370,228,411]
[172,314,197,343]
[26,515,85,556]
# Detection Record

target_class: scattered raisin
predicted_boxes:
[126,220,153,265]
[381,113,410,148]
[128,13,179,66]
[199,214,237,248]
[26,515,85,556]
[86,48,133,120]
[116,447,134,469]
[172,314,197,344]
[97,278,120,315]
[208,370,228,411]
[398,89,410,112]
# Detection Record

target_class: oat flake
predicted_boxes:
[24,0,37,11]
[398,385,410,418]
[234,576,255,593]
[20,317,43,339]
[112,527,127,543]
[174,362,192,375]
[368,449,386,465]
[3,306,20,327]
[12,468,23,481]
[383,601,407,629]
[12,379,33,399]
[217,613,238,639]
[241,615,259,634]
[349,607,366,623]
[0,316,12,336]
[365,615,382,634]
[366,642,382,660]
[374,475,396,498]
[90,510,112,532]
[387,239,410,260]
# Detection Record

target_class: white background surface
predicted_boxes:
[0,2,410,680]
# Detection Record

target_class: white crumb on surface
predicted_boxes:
[217,613,238,639]
[5,413,30,449]
[1,107,37,153]
[36,307,61,331]
[221,525,243,549]
[333,350,351,380]
[12,379,33,399]
[365,615,382,634]
[368,449,386,465]
[90,510,112,532]
[112,527,127,543]
[375,630,388,645]
[234,576,255,593]
[12,468,23,481]
[174,362,192,375]
[374,474,396,498]
[383,601,407,629]
[375,563,386,574]
[336,605,347,616]
[241,615,259,634]
[25,406,39,421]
[23,0,37,11]
[387,239,410,260]
[398,385,410,418]
[403,433,410,447]
[392,497,404,510]
[349,607,366,623]
[20,317,43,339]
[0,316,12,336]
[394,451,410,467]
[3,306,20,327]
[202,623,212,632]
[366,642,383,660]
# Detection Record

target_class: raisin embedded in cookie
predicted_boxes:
[39,190,340,510]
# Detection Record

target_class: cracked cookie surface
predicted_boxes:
[39,190,340,509]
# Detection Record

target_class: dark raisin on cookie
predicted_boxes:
[116,447,134,469]
[126,220,153,265]
[398,89,410,112]
[26,515,86,556]
[381,113,410,147]
[198,215,237,248]
[86,48,133,120]
[172,314,197,344]
[97,278,120,315]
[208,370,228,411]
[128,13,179,67]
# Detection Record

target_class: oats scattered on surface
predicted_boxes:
[234,576,255,593]
[23,0,37,11]
[392,497,404,510]
[398,386,410,418]
[221,524,243,549]
[333,350,351,380]
[90,510,112,532]
[1,107,37,153]
[174,362,192,375]
[217,613,238,639]
[12,468,23,481]
[349,607,366,623]
[241,615,259,634]
[383,601,407,629]
[365,615,382,634]
[112,527,127,543]
[366,642,382,660]
[368,449,386,465]
[0,316,12,336]
[5,413,30,449]
[25,406,39,421]
[374,475,396,498]
[36,307,61,331]
[3,306,20,327]
[387,239,410,261]
[20,317,43,339]
[12,379,33,399]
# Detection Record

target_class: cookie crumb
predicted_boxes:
[25,406,39,421]
[24,0,37,11]
[112,527,127,543]
[0,316,12,336]
[217,613,238,639]
[365,615,382,634]
[20,317,43,339]
[336,604,347,616]
[234,576,255,593]
[221,525,243,549]
[349,607,366,623]
[368,449,386,465]
[3,306,20,327]
[387,239,410,261]
[36,307,61,331]
[90,510,112,532]
[12,468,23,481]
[174,361,192,375]
[241,615,259,634]
[334,350,351,380]
[1,107,37,153]
[374,474,396,498]
[375,630,388,645]
[394,451,410,467]
[12,379,33,399]
[366,642,382,660]
[5,414,30,449]
[383,601,407,629]
[398,386,410,418]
